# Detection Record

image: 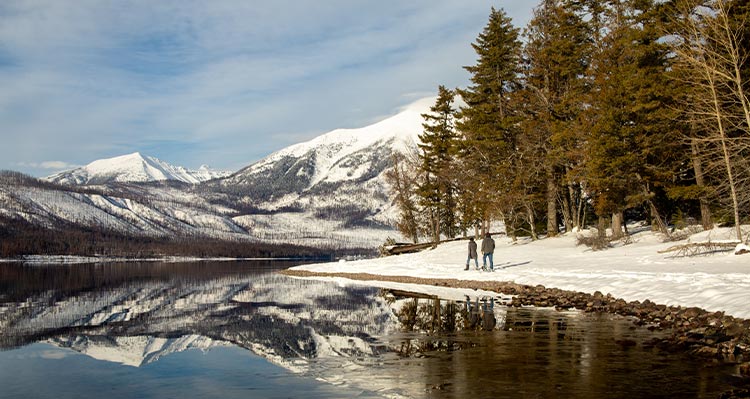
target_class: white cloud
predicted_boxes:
[17,161,81,170]
[0,1,536,175]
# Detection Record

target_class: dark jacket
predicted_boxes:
[468,240,478,259]
[481,236,495,254]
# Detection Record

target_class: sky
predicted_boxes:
[0,1,536,176]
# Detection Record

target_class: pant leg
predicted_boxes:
[489,253,494,270]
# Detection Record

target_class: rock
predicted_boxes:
[682,307,702,320]
[691,345,719,357]
[734,244,750,255]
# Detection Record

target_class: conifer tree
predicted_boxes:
[418,86,459,241]
[456,7,523,232]
[519,0,592,236]
[584,0,680,237]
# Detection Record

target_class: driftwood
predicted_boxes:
[381,242,436,256]
[659,241,741,257]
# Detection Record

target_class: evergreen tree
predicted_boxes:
[519,0,593,236]
[418,86,459,241]
[584,0,681,237]
[456,7,523,232]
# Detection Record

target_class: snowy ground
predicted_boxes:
[292,225,750,319]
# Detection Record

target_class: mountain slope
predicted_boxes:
[213,97,429,235]
[46,152,231,185]
[225,98,426,197]
[227,97,426,193]
[2,98,431,251]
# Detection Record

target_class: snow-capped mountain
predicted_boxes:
[46,152,232,185]
[224,97,426,198]
[212,97,430,237]
[1,98,432,250]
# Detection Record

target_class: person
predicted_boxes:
[464,296,480,329]
[481,297,496,331]
[481,233,495,271]
[465,237,479,270]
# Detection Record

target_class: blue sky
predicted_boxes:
[0,1,535,176]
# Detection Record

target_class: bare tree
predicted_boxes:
[384,150,422,243]
[670,0,749,241]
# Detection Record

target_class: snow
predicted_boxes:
[46,152,232,185]
[292,225,750,319]
[240,97,428,187]
[50,334,227,367]
[4,98,433,250]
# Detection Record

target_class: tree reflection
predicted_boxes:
[386,290,501,335]
[383,290,505,358]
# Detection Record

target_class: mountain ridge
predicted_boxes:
[1,97,433,251]
[46,152,232,185]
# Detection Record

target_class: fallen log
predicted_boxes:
[659,241,741,257]
[381,242,435,256]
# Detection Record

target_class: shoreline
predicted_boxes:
[0,255,332,265]
[281,269,750,376]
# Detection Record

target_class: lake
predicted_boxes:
[0,261,746,398]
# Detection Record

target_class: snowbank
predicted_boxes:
[292,226,750,319]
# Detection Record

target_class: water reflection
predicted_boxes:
[0,262,746,398]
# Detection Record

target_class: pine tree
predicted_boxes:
[519,0,593,236]
[456,7,523,232]
[584,0,681,237]
[418,86,459,241]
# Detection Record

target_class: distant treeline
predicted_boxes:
[0,215,364,259]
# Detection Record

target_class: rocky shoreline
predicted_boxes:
[281,269,750,384]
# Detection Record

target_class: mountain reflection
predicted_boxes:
[0,262,400,371]
[1,262,745,398]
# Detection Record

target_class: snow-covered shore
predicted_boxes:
[291,225,750,319]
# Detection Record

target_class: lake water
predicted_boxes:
[0,261,746,398]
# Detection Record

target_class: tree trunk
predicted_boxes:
[561,190,573,233]
[648,199,669,236]
[710,74,742,241]
[597,216,608,239]
[571,182,584,231]
[690,139,713,230]
[525,202,538,241]
[611,212,624,239]
[546,174,559,237]
[432,210,441,244]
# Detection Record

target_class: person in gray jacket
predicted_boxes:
[481,233,495,271]
[465,237,479,270]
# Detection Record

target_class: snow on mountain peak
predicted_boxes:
[46,152,232,185]
[239,96,433,187]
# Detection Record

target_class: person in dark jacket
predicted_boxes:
[465,237,479,270]
[481,233,495,271]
